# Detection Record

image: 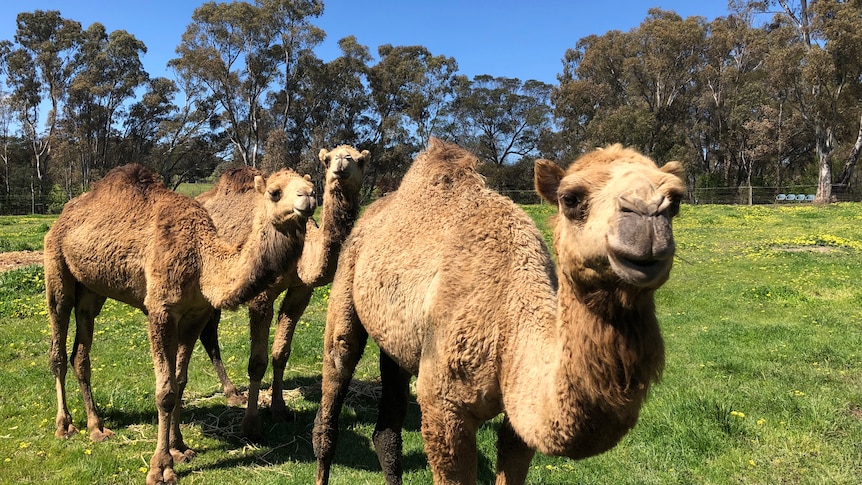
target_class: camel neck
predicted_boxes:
[506,270,664,460]
[202,210,306,310]
[297,183,361,286]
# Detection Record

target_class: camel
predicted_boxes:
[45,163,315,485]
[195,145,369,438]
[311,138,685,484]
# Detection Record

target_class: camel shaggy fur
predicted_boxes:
[195,145,368,438]
[312,138,685,484]
[45,164,315,485]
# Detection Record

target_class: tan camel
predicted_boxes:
[195,145,368,438]
[311,138,685,484]
[45,163,315,485]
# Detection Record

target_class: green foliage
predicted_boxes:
[1,204,861,483]
[5,3,862,211]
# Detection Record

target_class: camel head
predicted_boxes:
[535,145,685,290]
[254,170,317,231]
[318,145,369,190]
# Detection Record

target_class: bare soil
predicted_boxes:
[0,250,43,272]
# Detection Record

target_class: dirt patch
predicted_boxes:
[770,245,835,253]
[0,250,43,272]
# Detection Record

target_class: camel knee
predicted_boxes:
[247,353,268,382]
[155,388,177,414]
[329,335,363,377]
[49,350,67,378]
[270,343,291,370]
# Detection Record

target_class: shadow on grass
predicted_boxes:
[100,374,496,481]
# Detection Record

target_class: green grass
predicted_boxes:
[0,214,53,251]
[1,203,861,484]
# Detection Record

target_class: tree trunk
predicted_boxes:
[836,113,862,188]
[814,125,833,204]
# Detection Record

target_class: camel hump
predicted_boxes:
[404,137,483,190]
[213,166,264,194]
[94,163,165,195]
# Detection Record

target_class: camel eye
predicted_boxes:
[268,188,282,201]
[560,193,580,208]
[558,190,588,221]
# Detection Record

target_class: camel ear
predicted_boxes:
[358,149,370,169]
[254,175,266,194]
[662,160,684,179]
[303,174,312,182]
[318,148,330,168]
[534,159,565,205]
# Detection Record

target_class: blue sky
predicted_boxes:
[1,1,730,85]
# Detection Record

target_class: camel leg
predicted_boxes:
[168,311,208,463]
[494,416,535,485]
[416,374,479,485]
[46,255,78,439]
[241,291,275,441]
[372,350,411,485]
[71,288,113,442]
[269,283,314,421]
[312,282,367,485]
[146,309,180,485]
[199,309,247,406]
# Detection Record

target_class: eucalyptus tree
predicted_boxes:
[555,9,707,164]
[761,0,862,202]
[0,86,13,198]
[809,0,862,191]
[553,29,629,159]
[696,9,778,198]
[268,34,369,172]
[123,74,223,188]
[365,44,458,193]
[171,0,323,167]
[266,35,373,191]
[449,74,552,166]
[63,24,148,190]
[2,10,83,205]
[259,0,324,135]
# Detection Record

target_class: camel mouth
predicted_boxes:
[608,252,673,288]
[331,169,350,180]
[293,206,316,219]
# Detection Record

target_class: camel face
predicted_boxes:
[536,145,685,289]
[319,145,370,186]
[255,171,317,228]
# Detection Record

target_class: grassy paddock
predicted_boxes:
[0,203,861,484]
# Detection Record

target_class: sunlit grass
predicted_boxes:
[0,214,53,251]
[0,203,861,483]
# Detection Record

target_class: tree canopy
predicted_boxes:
[0,0,860,213]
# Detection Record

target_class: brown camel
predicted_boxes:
[312,138,685,484]
[196,145,368,438]
[45,164,315,485]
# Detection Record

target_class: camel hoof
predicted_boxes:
[270,400,292,423]
[170,447,196,463]
[225,391,248,407]
[90,427,114,442]
[55,424,79,439]
[146,467,178,485]
[241,415,263,443]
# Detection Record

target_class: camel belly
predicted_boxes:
[352,255,442,375]
[64,249,148,308]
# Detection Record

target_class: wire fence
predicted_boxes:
[1,185,861,216]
